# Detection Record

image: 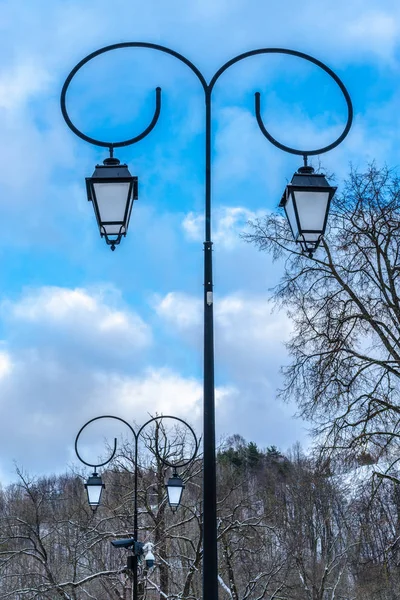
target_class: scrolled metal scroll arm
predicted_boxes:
[253,63,353,165]
[74,413,198,471]
[61,43,353,163]
[74,414,129,469]
[61,77,161,158]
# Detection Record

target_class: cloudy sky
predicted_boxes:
[0,0,399,483]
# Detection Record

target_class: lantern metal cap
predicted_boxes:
[90,157,133,180]
[103,157,121,166]
[279,166,336,207]
[167,472,185,487]
[85,470,104,487]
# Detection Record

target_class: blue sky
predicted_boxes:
[0,0,399,482]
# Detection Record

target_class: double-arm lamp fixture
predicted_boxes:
[62,43,352,600]
[75,414,198,597]
[61,45,352,257]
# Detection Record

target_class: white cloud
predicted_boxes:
[155,290,292,377]
[4,286,152,361]
[154,290,302,450]
[1,0,398,481]
[156,292,202,331]
[182,213,203,242]
[345,11,398,61]
[96,367,204,423]
[11,287,97,320]
[183,206,267,249]
[216,294,291,348]
[69,366,237,469]
[0,62,52,111]
[0,354,207,482]
[0,351,12,379]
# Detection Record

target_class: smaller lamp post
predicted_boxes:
[75,414,198,599]
[84,470,105,511]
[86,157,138,250]
[166,469,185,512]
[279,165,336,257]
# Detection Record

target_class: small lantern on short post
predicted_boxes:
[279,165,336,256]
[166,469,185,512]
[84,470,105,511]
[86,157,138,251]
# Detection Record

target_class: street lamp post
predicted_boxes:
[61,44,352,600]
[74,414,198,599]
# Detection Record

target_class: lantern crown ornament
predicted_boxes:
[84,470,105,511]
[86,157,138,251]
[279,165,336,257]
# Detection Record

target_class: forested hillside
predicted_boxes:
[0,435,398,599]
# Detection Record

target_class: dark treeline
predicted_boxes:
[0,434,399,599]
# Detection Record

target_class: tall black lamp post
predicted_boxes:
[75,414,198,599]
[62,44,352,600]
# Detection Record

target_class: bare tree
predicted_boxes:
[4,431,400,598]
[0,468,127,599]
[244,164,400,483]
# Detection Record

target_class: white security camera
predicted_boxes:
[145,549,155,568]
[143,542,155,568]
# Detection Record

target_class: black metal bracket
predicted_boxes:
[74,414,199,470]
[60,43,353,163]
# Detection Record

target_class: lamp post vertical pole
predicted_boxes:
[203,90,218,600]
[133,435,139,600]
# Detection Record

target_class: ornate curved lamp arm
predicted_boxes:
[61,43,352,162]
[75,413,198,470]
[61,80,161,157]
[209,47,353,165]
[60,42,208,157]
[137,415,199,469]
[74,415,137,469]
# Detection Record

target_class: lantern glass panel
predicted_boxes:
[86,483,103,507]
[284,192,298,239]
[85,472,104,509]
[167,484,183,508]
[93,182,130,227]
[293,190,330,235]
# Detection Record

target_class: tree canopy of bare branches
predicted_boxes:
[244,164,400,483]
[1,437,400,599]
